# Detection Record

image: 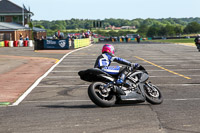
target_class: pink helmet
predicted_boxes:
[102,44,115,54]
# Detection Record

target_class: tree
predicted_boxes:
[174,25,183,35]
[131,20,140,28]
[184,22,200,34]
[34,25,45,29]
[147,26,160,37]
[54,20,66,30]
[165,25,176,36]
[158,26,167,36]
[137,24,149,36]
[50,24,60,30]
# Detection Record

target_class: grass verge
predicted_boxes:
[148,38,195,43]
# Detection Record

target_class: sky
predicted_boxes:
[11,0,200,21]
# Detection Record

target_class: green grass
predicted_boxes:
[149,38,195,43]
[0,102,10,106]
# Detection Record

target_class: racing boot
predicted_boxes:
[116,73,131,88]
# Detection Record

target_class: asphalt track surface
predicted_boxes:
[1,42,200,133]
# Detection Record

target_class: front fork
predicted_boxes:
[137,81,153,100]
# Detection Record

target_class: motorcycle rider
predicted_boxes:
[194,34,200,52]
[94,44,139,89]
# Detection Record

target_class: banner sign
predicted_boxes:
[44,39,69,49]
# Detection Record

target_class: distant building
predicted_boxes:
[0,22,32,41]
[0,0,34,25]
[0,0,46,41]
[121,26,136,29]
[105,25,136,30]
[32,27,47,40]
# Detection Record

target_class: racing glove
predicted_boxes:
[131,63,140,69]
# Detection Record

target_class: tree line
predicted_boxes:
[139,21,200,37]
[32,18,200,37]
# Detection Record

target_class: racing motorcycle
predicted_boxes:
[78,65,163,107]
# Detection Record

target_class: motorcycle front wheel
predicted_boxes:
[144,83,163,104]
[88,82,116,107]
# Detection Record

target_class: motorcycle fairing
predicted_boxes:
[120,83,146,102]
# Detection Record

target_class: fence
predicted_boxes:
[34,38,91,50]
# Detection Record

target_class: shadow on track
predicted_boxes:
[38,101,147,109]
[39,104,97,109]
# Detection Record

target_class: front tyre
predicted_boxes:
[88,82,116,107]
[144,83,163,104]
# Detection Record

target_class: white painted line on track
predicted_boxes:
[37,85,89,88]
[51,69,200,72]
[36,83,200,88]
[44,75,200,79]
[51,71,78,72]
[56,65,177,68]
[23,98,200,103]
[148,69,200,71]
[150,75,200,78]
[56,66,91,67]
[145,65,176,66]
[24,100,91,103]
[46,76,79,78]
[165,98,200,101]
[156,84,200,86]
[11,44,93,106]
[60,60,200,63]
[63,59,96,61]
[147,60,200,63]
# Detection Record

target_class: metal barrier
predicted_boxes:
[74,38,90,49]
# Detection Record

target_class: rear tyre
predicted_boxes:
[88,82,116,107]
[144,83,163,104]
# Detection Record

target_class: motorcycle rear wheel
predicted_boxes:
[88,82,116,107]
[144,83,163,104]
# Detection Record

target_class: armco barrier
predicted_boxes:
[74,38,90,49]
[0,41,4,47]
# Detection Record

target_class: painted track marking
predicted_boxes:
[11,45,93,106]
[134,56,191,79]
[22,98,200,104]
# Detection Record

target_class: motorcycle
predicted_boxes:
[195,44,200,52]
[78,65,163,107]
